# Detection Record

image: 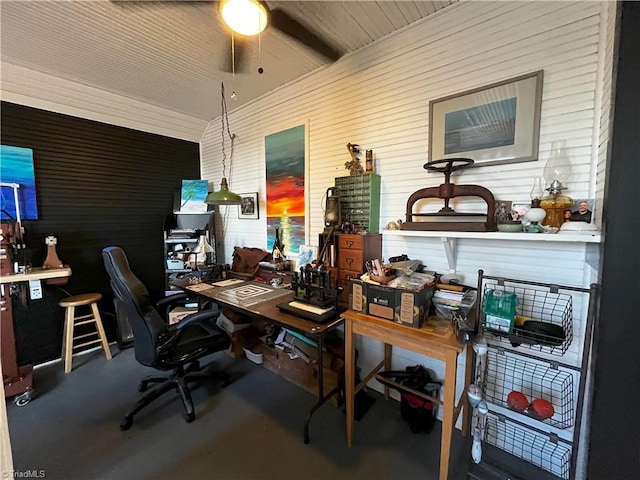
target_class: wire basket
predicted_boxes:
[485,413,571,479]
[481,280,573,356]
[485,349,575,429]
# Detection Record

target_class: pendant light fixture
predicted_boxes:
[220,0,268,36]
[205,82,243,206]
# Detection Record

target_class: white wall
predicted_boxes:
[0,63,207,142]
[201,2,614,477]
[202,1,609,260]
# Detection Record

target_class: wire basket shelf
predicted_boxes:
[480,280,573,356]
[485,413,571,479]
[485,349,574,429]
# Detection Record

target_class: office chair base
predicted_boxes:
[120,362,231,430]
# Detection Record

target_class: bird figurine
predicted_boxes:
[345,143,364,175]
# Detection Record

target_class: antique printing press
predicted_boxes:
[277,263,344,323]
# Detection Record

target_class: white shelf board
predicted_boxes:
[383,229,601,273]
[383,230,601,243]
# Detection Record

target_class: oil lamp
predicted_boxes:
[522,177,547,232]
[540,140,573,227]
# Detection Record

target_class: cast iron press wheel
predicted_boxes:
[423,158,474,183]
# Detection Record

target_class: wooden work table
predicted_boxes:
[342,310,473,480]
[175,278,344,444]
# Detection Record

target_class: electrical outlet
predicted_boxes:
[29,280,43,300]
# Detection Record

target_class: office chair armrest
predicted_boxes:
[173,309,220,330]
[156,309,224,357]
[156,293,190,310]
[156,293,201,323]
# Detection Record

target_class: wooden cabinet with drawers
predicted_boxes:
[319,233,382,302]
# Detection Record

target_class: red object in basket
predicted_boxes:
[530,398,555,419]
[507,391,529,411]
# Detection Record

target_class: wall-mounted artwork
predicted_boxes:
[429,70,543,166]
[238,192,259,219]
[179,179,209,213]
[0,145,39,220]
[265,125,306,255]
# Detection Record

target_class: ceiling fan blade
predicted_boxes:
[269,8,340,62]
[220,34,249,73]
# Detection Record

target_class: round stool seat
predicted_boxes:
[59,293,102,308]
[59,292,110,373]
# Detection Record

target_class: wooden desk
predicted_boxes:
[343,310,472,480]
[177,279,344,444]
[1,266,72,404]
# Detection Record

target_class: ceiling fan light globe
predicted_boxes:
[221,0,268,36]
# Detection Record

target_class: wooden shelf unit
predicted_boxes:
[319,232,382,302]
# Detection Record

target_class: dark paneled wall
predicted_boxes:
[1,101,200,365]
[588,3,640,478]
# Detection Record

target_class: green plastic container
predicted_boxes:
[484,290,518,333]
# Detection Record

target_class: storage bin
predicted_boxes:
[481,282,573,356]
[485,413,572,479]
[484,349,575,429]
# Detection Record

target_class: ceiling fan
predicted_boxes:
[114,0,341,73]
[219,0,341,73]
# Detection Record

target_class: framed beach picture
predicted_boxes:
[238,192,259,219]
[179,179,208,213]
[429,71,543,166]
[0,145,39,221]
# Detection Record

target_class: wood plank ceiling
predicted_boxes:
[1,1,457,122]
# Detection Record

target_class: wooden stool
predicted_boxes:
[60,293,112,373]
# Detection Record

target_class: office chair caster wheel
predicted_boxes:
[186,412,195,423]
[120,416,133,430]
[14,390,32,407]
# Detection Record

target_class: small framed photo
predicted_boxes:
[494,200,513,223]
[566,199,593,223]
[238,192,259,219]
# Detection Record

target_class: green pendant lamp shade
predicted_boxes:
[205,177,242,205]
[206,82,243,206]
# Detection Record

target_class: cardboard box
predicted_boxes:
[349,279,368,314]
[168,306,197,324]
[395,285,434,328]
[367,284,396,320]
[260,342,342,405]
[366,282,434,328]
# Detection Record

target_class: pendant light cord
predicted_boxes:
[219,82,236,248]
[220,82,236,182]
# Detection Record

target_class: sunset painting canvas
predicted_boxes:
[265,125,305,255]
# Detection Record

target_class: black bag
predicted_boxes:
[378,365,441,434]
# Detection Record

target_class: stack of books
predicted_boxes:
[433,287,477,319]
[433,288,466,307]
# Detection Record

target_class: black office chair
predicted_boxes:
[102,246,231,430]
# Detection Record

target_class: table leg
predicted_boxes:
[439,350,457,480]
[383,343,392,399]
[304,333,339,444]
[461,345,474,436]
[345,319,355,447]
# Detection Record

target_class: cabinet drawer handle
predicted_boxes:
[346,258,354,265]
[345,274,353,280]
[346,241,353,247]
